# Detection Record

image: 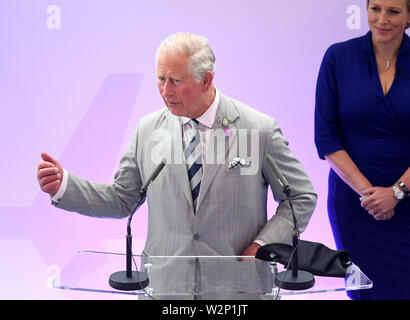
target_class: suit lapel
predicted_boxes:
[196,94,239,210]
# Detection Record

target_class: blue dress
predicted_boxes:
[315,31,410,300]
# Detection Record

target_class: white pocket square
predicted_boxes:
[228,157,251,169]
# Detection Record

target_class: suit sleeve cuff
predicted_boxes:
[51,169,68,204]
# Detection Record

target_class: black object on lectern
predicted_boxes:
[109,159,166,291]
[256,240,351,278]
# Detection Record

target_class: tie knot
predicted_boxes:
[191,119,199,129]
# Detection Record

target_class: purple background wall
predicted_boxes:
[1,0,405,299]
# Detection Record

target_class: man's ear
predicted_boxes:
[201,71,214,92]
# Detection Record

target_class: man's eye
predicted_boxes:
[371,6,380,11]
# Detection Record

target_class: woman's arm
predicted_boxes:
[325,150,373,195]
[325,150,391,221]
[327,150,410,221]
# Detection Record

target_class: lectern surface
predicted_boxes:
[53,250,372,299]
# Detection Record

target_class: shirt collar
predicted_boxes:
[362,31,373,53]
[398,32,410,56]
[181,88,220,129]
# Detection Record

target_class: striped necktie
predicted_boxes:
[184,119,203,211]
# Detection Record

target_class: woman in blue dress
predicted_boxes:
[315,0,410,299]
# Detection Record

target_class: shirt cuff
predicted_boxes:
[51,168,68,203]
[254,239,266,247]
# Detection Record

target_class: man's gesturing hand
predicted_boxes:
[37,152,63,197]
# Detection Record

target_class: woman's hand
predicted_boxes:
[360,186,398,221]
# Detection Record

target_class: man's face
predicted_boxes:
[157,52,204,118]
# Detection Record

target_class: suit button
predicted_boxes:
[193,233,200,240]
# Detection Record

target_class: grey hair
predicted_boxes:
[155,32,216,83]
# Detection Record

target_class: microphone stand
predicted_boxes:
[109,159,166,291]
[274,185,315,291]
[108,188,149,291]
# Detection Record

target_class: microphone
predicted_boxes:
[140,160,166,195]
[265,155,314,291]
[265,154,290,196]
[265,155,294,226]
[109,158,166,291]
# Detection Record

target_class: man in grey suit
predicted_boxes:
[37,32,317,257]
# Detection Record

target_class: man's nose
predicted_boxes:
[162,79,174,97]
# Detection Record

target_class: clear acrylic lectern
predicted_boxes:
[53,250,372,299]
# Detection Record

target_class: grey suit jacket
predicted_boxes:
[55,92,317,256]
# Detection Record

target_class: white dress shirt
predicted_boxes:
[180,88,220,164]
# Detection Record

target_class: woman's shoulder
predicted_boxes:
[326,32,369,56]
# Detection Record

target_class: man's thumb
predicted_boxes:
[41,152,57,165]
